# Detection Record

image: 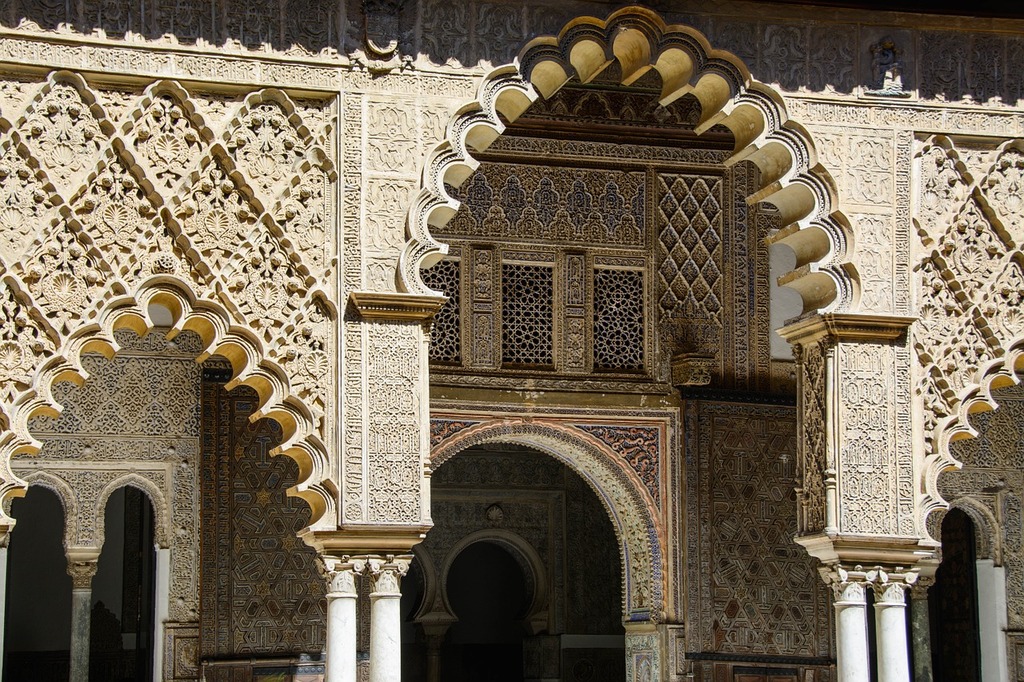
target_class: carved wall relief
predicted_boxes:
[428,81,776,394]
[684,401,832,674]
[0,69,337,532]
[199,379,326,663]
[913,137,1024,466]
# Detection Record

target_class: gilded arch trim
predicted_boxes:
[400,5,858,316]
[430,417,666,624]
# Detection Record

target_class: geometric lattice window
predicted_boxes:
[501,263,553,365]
[422,258,461,364]
[593,268,644,370]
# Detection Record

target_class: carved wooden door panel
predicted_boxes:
[199,373,326,678]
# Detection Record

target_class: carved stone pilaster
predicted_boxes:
[781,314,938,572]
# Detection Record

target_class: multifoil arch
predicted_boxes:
[1,275,334,535]
[400,5,858,316]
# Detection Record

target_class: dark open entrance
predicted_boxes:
[929,508,981,682]
[404,443,624,682]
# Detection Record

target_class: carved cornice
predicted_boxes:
[304,525,433,555]
[779,313,917,346]
[348,291,446,322]
[796,532,939,571]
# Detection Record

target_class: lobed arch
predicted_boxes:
[918,134,1024,539]
[924,339,1024,537]
[399,5,858,316]
[430,418,665,624]
[0,274,335,535]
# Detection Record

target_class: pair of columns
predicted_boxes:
[324,555,410,682]
[832,566,925,682]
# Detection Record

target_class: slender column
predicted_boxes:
[975,559,1009,682]
[871,571,911,682]
[368,556,410,682]
[0,540,8,682]
[420,623,453,682]
[66,549,100,682]
[908,580,933,682]
[832,575,870,682]
[325,558,361,682]
[152,547,171,682]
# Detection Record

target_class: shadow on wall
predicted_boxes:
[4,0,1024,105]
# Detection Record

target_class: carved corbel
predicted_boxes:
[670,352,716,387]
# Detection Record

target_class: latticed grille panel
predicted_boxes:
[422,259,461,364]
[594,269,644,370]
[501,264,553,365]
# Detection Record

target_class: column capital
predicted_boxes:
[66,546,100,589]
[367,555,410,596]
[866,565,916,604]
[322,557,361,598]
[909,576,934,600]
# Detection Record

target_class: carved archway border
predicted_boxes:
[936,496,1002,565]
[1,275,335,534]
[95,474,172,550]
[430,417,665,624]
[399,5,857,315]
[17,470,79,552]
[924,339,1024,535]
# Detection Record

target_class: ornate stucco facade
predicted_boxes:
[0,2,1022,681]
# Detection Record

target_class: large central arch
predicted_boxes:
[400,5,858,320]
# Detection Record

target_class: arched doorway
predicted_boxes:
[444,541,530,681]
[90,486,158,681]
[3,483,159,682]
[929,508,981,681]
[408,443,625,682]
[4,485,70,681]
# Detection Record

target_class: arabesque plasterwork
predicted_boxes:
[1,2,1024,680]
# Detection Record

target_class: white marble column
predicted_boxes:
[975,559,1009,682]
[326,559,361,682]
[833,578,870,682]
[66,549,100,682]
[873,578,911,682]
[368,556,410,682]
[152,547,171,682]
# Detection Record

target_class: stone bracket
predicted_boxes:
[348,291,446,322]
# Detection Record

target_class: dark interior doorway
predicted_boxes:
[929,508,981,682]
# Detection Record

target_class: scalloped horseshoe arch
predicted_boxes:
[0,275,334,534]
[399,5,858,314]
[430,418,666,624]
[923,338,1024,538]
